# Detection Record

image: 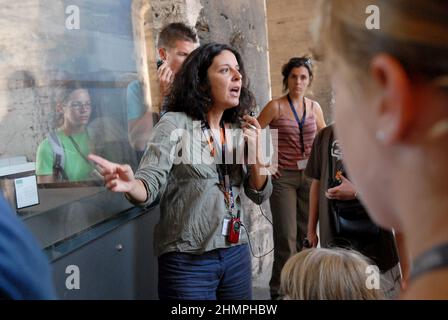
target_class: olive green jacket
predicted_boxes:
[134,112,272,256]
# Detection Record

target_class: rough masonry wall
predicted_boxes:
[0,1,63,160]
[195,0,271,109]
[266,0,333,123]
[148,0,271,111]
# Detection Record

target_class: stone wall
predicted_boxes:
[266,0,333,123]
[195,0,271,109]
[147,0,271,111]
[0,1,62,160]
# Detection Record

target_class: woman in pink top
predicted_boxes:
[258,57,326,299]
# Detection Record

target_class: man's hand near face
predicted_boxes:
[157,60,174,97]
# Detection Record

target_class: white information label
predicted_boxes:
[14,175,39,209]
[297,159,309,170]
[222,218,230,236]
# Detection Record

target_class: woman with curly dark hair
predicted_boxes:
[88,43,272,300]
[166,43,255,123]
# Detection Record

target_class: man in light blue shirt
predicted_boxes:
[127,23,198,160]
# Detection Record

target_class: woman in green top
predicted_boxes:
[36,81,93,183]
[89,43,272,300]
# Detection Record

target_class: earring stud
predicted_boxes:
[376,131,385,141]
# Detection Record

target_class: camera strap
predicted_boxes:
[328,128,336,185]
[327,127,344,186]
[287,94,307,154]
[68,134,93,168]
[201,120,237,217]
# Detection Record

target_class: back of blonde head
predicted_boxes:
[280,248,385,300]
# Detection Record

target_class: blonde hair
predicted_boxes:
[318,0,448,89]
[280,248,385,300]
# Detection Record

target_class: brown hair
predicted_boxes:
[319,0,448,89]
[281,56,314,92]
[56,80,88,105]
[157,22,198,49]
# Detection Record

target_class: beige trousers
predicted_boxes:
[269,168,311,298]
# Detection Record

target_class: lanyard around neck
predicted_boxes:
[201,121,225,158]
[287,94,307,154]
[201,120,237,216]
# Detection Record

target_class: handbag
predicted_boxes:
[330,198,380,237]
[327,130,380,237]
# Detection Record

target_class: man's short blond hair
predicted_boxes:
[157,22,198,49]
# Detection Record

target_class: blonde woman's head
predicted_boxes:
[280,248,385,300]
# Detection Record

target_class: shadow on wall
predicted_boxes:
[0,70,51,161]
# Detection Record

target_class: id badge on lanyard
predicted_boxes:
[297,159,308,170]
[201,120,236,214]
[202,120,240,243]
[287,95,308,164]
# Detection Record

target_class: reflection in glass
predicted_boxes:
[36,81,96,183]
[0,0,150,247]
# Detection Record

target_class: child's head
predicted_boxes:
[280,248,385,300]
[56,81,91,130]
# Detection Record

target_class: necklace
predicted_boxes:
[411,242,448,281]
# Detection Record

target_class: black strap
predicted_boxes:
[327,127,337,187]
[327,127,346,187]
[68,135,93,168]
[286,94,307,154]
[327,128,376,231]
[48,131,69,181]
[53,160,69,181]
[201,120,237,217]
[411,242,448,281]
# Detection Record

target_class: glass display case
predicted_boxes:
[0,0,156,256]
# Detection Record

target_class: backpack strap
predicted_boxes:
[327,127,336,187]
[47,131,68,181]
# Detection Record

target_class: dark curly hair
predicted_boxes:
[282,56,313,92]
[166,43,256,123]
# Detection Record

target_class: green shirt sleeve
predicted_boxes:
[36,139,54,176]
[134,114,180,207]
[243,168,273,205]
